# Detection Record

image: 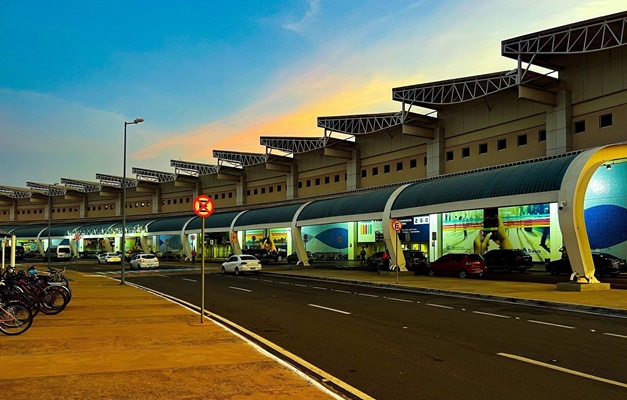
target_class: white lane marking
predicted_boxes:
[312,286,328,290]
[604,332,627,339]
[261,279,274,283]
[294,284,308,287]
[528,320,575,329]
[473,311,511,319]
[308,304,351,315]
[498,353,627,388]
[229,286,252,293]
[426,303,453,309]
[358,293,378,298]
[181,278,197,282]
[333,289,352,294]
[385,297,413,303]
[249,278,258,281]
[277,281,290,285]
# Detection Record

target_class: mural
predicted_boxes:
[302,223,350,260]
[585,161,627,260]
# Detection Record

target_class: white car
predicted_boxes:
[129,253,159,270]
[98,252,121,264]
[221,255,262,275]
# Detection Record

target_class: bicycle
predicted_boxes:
[0,299,33,335]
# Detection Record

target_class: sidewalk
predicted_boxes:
[0,270,338,400]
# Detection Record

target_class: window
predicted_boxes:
[599,113,612,128]
[261,188,265,194]
[141,202,145,207]
[254,188,258,195]
[297,182,302,189]
[446,151,454,161]
[269,186,273,193]
[277,185,282,192]
[497,139,507,151]
[410,159,417,169]
[573,120,585,134]
[324,176,330,184]
[424,156,427,166]
[538,129,546,142]
[98,206,102,210]
[306,180,311,187]
[462,147,470,158]
[315,178,320,186]
[229,192,233,198]
[147,202,150,207]
[334,174,340,182]
[222,193,226,199]
[214,194,218,199]
[384,164,391,173]
[479,143,488,154]
[361,169,367,178]
[186,197,190,203]
[246,189,251,196]
[173,199,177,204]
[396,162,403,171]
[372,167,379,176]
[517,134,527,147]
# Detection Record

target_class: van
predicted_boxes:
[45,245,74,261]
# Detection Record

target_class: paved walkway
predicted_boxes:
[1,265,625,399]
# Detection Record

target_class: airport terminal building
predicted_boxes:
[1,12,626,281]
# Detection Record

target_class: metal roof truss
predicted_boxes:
[170,160,219,176]
[25,182,65,196]
[96,173,138,188]
[0,186,31,199]
[213,150,267,167]
[260,136,327,154]
[132,167,175,183]
[60,178,101,193]
[317,112,403,135]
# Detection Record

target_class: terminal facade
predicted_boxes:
[1,12,626,280]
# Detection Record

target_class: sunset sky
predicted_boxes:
[1,0,624,187]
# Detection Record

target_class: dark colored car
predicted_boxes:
[546,253,623,277]
[3,245,25,260]
[366,251,388,270]
[286,251,313,264]
[403,250,428,274]
[428,253,487,278]
[483,249,533,273]
[242,248,279,264]
[160,251,182,261]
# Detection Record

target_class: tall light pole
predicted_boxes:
[120,118,144,285]
[47,183,59,269]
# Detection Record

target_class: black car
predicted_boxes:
[403,250,428,274]
[286,251,313,264]
[483,249,533,273]
[546,252,622,277]
[242,248,279,264]
[367,251,389,270]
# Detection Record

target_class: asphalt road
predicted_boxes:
[127,272,627,400]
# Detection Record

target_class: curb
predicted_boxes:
[261,271,627,319]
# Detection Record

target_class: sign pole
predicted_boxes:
[391,219,403,284]
[201,217,205,323]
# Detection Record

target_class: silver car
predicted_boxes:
[221,255,262,275]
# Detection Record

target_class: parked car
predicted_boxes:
[129,253,159,270]
[483,249,533,273]
[3,245,25,260]
[45,245,73,261]
[286,251,313,264]
[242,248,279,264]
[221,254,262,275]
[427,253,487,278]
[126,250,143,261]
[546,253,622,277]
[98,252,122,264]
[160,251,181,261]
[80,250,100,259]
[403,250,428,274]
[366,251,387,270]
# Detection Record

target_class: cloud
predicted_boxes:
[282,0,321,33]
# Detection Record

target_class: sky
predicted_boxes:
[1,0,625,188]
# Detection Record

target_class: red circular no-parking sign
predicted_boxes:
[193,195,215,218]
[392,220,403,232]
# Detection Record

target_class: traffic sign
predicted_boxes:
[193,195,215,218]
[392,219,403,232]
[74,233,82,241]
[230,232,238,243]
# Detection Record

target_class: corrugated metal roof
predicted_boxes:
[393,155,576,210]
[147,216,195,233]
[298,188,396,222]
[8,225,49,238]
[235,204,304,228]
[187,211,242,230]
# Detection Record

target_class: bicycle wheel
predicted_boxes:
[39,286,68,315]
[0,301,33,335]
[10,292,40,318]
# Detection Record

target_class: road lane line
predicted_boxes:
[604,332,627,339]
[497,353,627,388]
[528,320,574,329]
[277,281,290,285]
[358,293,378,298]
[229,286,252,293]
[385,297,413,303]
[294,284,307,287]
[181,278,197,282]
[473,311,511,319]
[426,303,453,309]
[312,286,328,290]
[333,289,352,294]
[308,304,351,315]
[261,279,274,283]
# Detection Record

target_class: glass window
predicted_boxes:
[538,129,546,142]
[372,167,378,176]
[269,186,273,193]
[324,176,330,184]
[334,174,340,182]
[246,189,251,196]
[277,185,282,192]
[479,143,488,154]
[396,162,403,171]
[297,182,302,189]
[254,188,258,195]
[573,120,585,134]
[261,188,265,194]
[599,113,612,128]
[497,139,507,151]
[384,164,391,173]
[517,134,527,147]
[446,151,454,161]
[410,159,417,168]
[315,178,320,186]
[462,147,470,158]
[306,180,311,187]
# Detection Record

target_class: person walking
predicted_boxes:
[191,248,197,266]
[360,246,366,264]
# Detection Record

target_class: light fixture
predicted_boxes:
[605,164,612,170]
[121,118,144,285]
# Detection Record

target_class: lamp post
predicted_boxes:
[120,118,144,285]
[47,183,59,270]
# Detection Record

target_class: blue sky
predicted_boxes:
[1,0,624,188]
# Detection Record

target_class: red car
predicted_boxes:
[428,253,487,278]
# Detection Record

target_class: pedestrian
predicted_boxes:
[382,249,390,271]
[191,248,197,266]
[360,246,366,264]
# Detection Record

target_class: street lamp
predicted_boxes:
[120,118,144,285]
[47,183,59,270]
